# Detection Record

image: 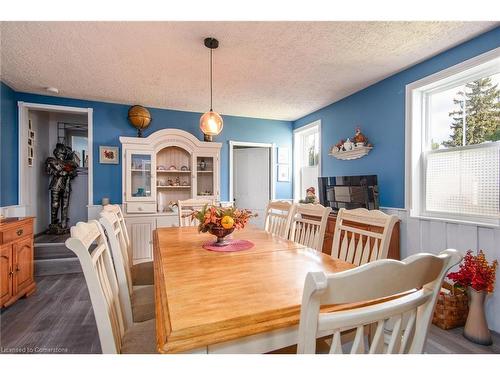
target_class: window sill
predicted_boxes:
[408,212,500,228]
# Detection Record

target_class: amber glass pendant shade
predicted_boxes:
[200,110,223,137]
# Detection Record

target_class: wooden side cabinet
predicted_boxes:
[0,217,36,308]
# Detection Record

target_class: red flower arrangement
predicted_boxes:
[447,250,498,293]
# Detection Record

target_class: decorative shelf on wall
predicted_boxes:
[329,145,373,160]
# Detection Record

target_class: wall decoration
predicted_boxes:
[28,157,33,167]
[277,164,290,182]
[277,147,289,164]
[99,146,119,164]
[329,127,373,160]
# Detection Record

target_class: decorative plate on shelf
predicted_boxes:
[168,165,177,170]
[181,165,189,171]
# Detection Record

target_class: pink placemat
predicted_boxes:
[202,239,255,252]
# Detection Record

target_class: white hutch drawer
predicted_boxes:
[126,202,157,214]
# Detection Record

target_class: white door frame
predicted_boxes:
[293,120,321,202]
[17,101,94,216]
[228,141,276,204]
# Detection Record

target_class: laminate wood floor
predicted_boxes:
[1,273,499,354]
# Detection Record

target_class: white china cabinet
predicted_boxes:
[120,129,221,262]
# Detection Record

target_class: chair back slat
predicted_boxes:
[65,220,125,354]
[103,204,131,249]
[264,201,293,237]
[288,204,331,252]
[99,210,134,328]
[331,208,398,266]
[177,199,215,227]
[297,249,462,354]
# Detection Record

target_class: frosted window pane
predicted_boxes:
[425,144,499,217]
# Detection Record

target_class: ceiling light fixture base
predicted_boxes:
[204,37,219,49]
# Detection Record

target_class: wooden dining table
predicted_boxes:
[152,226,355,354]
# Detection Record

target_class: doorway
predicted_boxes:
[19,103,92,276]
[229,141,275,228]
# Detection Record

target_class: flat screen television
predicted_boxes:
[318,175,379,213]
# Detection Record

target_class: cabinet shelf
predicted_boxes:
[131,169,151,172]
[157,170,191,173]
[197,170,213,173]
[157,185,191,189]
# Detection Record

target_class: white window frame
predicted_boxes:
[405,47,500,227]
[293,120,321,202]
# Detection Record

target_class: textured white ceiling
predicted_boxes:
[0,21,497,121]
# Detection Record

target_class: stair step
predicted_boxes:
[35,258,82,276]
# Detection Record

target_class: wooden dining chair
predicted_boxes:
[99,210,155,326]
[103,204,153,286]
[65,221,156,353]
[331,208,399,266]
[296,249,462,354]
[264,200,293,238]
[288,203,332,252]
[177,198,214,227]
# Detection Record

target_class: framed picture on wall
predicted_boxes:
[277,147,289,164]
[277,164,289,182]
[99,146,119,164]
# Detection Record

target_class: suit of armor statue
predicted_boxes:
[45,143,79,234]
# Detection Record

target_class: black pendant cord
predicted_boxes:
[210,47,213,111]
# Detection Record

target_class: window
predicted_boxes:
[406,49,500,225]
[293,121,321,201]
[71,135,88,168]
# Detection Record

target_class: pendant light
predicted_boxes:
[200,37,223,142]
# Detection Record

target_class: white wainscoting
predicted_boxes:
[382,207,500,333]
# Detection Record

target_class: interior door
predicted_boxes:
[13,237,34,294]
[233,147,270,228]
[0,245,13,305]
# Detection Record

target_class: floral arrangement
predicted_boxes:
[190,205,257,233]
[447,250,498,293]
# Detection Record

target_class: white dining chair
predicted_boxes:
[65,221,156,354]
[331,208,399,266]
[103,204,153,286]
[264,200,293,238]
[288,203,332,252]
[177,198,214,227]
[296,249,462,354]
[99,210,155,326]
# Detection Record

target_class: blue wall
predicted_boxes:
[293,26,500,208]
[1,82,19,206]
[1,86,293,205]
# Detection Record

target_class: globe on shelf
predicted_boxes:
[128,105,152,137]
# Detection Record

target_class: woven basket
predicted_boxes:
[432,281,468,330]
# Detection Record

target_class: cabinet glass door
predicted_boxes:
[129,153,153,200]
[196,156,214,197]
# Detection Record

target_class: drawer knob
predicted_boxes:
[16,229,24,236]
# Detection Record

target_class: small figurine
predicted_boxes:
[343,138,353,151]
[299,187,318,204]
[174,176,181,186]
[199,159,206,171]
[353,127,368,146]
[167,179,173,186]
